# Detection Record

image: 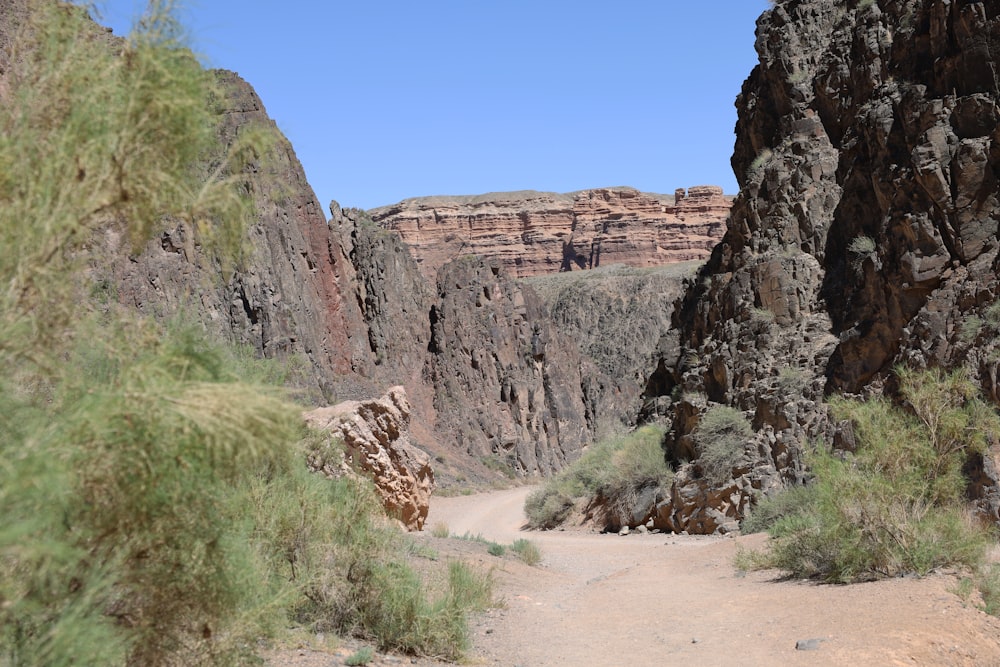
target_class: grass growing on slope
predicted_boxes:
[525,424,671,529]
[510,538,543,566]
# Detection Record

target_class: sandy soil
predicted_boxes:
[268,486,1000,666]
[429,487,1000,667]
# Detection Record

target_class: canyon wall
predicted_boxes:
[369,186,731,279]
[526,262,700,431]
[643,0,1000,532]
[102,70,366,405]
[94,61,601,482]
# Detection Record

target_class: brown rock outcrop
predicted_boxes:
[643,0,1000,532]
[426,256,593,475]
[370,186,731,279]
[101,69,367,405]
[304,387,434,530]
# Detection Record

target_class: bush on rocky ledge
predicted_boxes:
[740,368,999,583]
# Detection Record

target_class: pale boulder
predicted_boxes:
[304,386,434,531]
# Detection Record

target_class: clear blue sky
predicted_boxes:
[92,1,770,212]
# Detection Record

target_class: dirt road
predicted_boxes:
[428,487,1000,667]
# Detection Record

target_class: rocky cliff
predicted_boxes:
[525,262,700,430]
[643,0,1000,532]
[88,49,600,482]
[426,257,596,475]
[102,69,368,405]
[369,186,731,279]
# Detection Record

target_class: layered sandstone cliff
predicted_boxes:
[643,0,1000,532]
[369,186,731,279]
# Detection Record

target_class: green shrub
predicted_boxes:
[445,561,495,614]
[692,406,753,486]
[0,3,278,660]
[985,300,1000,328]
[746,148,773,181]
[430,522,450,538]
[0,3,491,664]
[524,486,577,530]
[249,469,495,660]
[525,424,670,529]
[349,560,492,661]
[746,368,999,582]
[480,454,518,479]
[974,564,1000,616]
[510,539,543,566]
[0,316,305,665]
[848,235,877,256]
[960,316,983,343]
[776,367,810,394]
[345,646,375,666]
[848,235,877,273]
[740,485,815,534]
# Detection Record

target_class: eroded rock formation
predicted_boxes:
[304,387,434,530]
[370,186,731,279]
[644,0,1000,532]
[103,70,367,405]
[426,257,594,475]
[526,262,699,429]
[95,61,609,487]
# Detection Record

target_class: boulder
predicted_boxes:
[304,386,434,531]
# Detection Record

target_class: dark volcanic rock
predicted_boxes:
[525,262,700,429]
[93,62,596,485]
[330,204,434,394]
[104,70,367,404]
[645,0,1000,532]
[427,257,592,475]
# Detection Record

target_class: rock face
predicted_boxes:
[369,186,731,279]
[525,262,700,429]
[644,0,1000,532]
[329,204,435,398]
[94,61,605,486]
[426,257,594,475]
[94,67,604,484]
[104,69,367,405]
[304,387,434,531]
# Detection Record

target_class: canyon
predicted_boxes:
[84,0,1000,532]
[13,1,1000,664]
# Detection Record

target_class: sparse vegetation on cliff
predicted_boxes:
[740,368,999,583]
[693,406,754,486]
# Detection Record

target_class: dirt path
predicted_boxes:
[428,487,1000,667]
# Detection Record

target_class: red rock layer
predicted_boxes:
[369,186,732,279]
